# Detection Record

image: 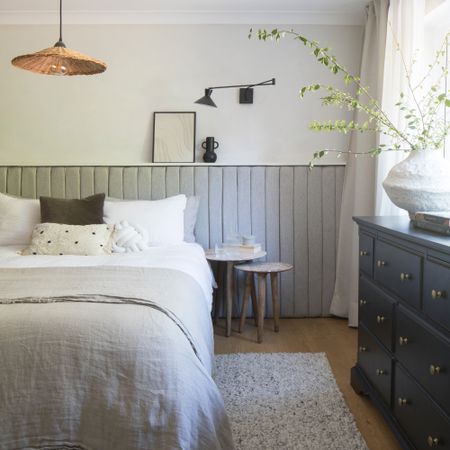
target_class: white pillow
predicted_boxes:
[0,193,40,245]
[22,223,114,256]
[104,194,187,246]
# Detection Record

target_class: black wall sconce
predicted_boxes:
[195,78,276,108]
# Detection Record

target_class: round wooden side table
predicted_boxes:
[205,249,266,337]
[235,262,293,343]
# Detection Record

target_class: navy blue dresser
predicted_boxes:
[352,217,450,450]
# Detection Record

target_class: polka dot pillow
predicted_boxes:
[22,223,114,256]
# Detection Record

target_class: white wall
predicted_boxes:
[0,24,363,165]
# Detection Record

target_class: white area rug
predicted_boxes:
[215,353,368,450]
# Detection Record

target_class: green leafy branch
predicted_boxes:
[249,28,450,166]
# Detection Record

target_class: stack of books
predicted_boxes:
[222,243,262,254]
[412,211,450,236]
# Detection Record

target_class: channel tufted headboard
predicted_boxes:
[0,165,345,318]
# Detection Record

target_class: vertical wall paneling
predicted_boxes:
[151,167,166,200]
[250,167,266,250]
[237,167,252,236]
[321,167,337,315]
[7,167,21,196]
[307,168,323,316]
[293,167,309,316]
[123,167,138,199]
[36,167,51,197]
[222,167,239,315]
[0,165,345,318]
[165,167,180,197]
[180,167,194,197]
[208,167,223,248]
[208,166,223,316]
[137,167,152,199]
[194,167,209,249]
[0,168,7,193]
[222,167,238,241]
[65,167,80,199]
[236,167,252,312]
[21,167,36,198]
[80,167,95,198]
[246,166,266,318]
[94,167,109,196]
[279,167,295,317]
[109,167,124,199]
[50,167,65,198]
[264,167,280,317]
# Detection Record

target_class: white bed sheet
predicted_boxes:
[0,243,214,310]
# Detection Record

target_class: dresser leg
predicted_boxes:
[257,274,267,343]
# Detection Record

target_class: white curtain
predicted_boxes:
[329,0,388,326]
[375,0,426,215]
[330,0,427,326]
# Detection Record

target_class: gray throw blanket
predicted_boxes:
[0,266,234,450]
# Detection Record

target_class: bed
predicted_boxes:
[0,243,234,450]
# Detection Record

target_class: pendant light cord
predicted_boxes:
[54,0,65,47]
[59,0,63,42]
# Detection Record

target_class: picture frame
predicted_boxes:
[152,111,196,163]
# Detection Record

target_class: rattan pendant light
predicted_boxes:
[11,0,107,76]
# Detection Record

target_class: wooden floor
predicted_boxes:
[214,317,402,450]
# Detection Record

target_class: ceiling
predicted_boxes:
[0,0,368,12]
[0,0,368,25]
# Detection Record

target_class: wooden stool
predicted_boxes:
[235,262,293,343]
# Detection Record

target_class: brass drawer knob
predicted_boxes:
[360,250,368,256]
[398,397,408,406]
[376,315,385,324]
[431,289,445,299]
[427,436,440,447]
[429,365,441,375]
[399,336,409,346]
[400,272,412,281]
[359,346,367,352]
[376,369,385,376]
[359,299,367,306]
[377,260,386,268]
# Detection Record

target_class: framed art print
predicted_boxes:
[152,111,196,163]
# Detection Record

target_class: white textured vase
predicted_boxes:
[382,150,450,217]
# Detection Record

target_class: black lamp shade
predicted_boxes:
[195,89,217,108]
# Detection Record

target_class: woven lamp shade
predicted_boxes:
[11,45,107,76]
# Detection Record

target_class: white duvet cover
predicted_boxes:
[0,243,214,308]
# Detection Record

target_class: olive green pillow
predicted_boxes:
[40,194,105,225]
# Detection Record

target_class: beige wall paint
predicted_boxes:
[0,24,363,165]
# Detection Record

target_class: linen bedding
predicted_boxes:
[0,244,233,450]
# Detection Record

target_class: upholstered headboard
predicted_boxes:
[0,165,345,318]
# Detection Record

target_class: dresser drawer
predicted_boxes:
[423,260,450,331]
[359,233,374,277]
[359,277,394,350]
[358,325,392,406]
[374,240,422,309]
[395,364,450,450]
[396,307,450,414]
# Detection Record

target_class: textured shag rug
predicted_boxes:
[214,352,368,450]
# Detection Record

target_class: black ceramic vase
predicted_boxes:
[202,137,219,163]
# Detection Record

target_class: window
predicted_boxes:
[425,1,450,156]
